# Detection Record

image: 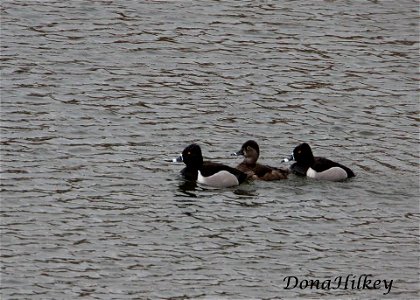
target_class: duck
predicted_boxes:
[282,143,355,181]
[232,140,289,180]
[173,143,248,188]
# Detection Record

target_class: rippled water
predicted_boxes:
[1,1,419,299]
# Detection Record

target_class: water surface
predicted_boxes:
[1,0,419,299]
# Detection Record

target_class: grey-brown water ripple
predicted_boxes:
[2,0,419,299]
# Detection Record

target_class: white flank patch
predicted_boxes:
[306,167,318,179]
[306,167,348,181]
[197,170,239,188]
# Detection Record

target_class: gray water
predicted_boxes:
[1,1,419,299]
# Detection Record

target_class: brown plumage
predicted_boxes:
[233,140,289,181]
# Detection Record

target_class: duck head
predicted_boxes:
[233,140,260,165]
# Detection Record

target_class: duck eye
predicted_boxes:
[187,151,191,155]
[298,150,301,154]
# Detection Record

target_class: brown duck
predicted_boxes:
[233,140,289,181]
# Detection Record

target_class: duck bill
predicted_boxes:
[231,149,244,157]
[281,154,294,163]
[165,154,183,163]
[173,155,183,163]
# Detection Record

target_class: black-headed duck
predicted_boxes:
[173,144,248,188]
[282,143,355,181]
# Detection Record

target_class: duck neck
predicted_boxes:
[188,158,203,171]
[300,154,315,167]
[244,155,258,166]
